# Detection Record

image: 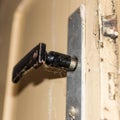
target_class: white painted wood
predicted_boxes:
[98,0,119,119]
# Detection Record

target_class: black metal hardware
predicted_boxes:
[12,43,78,83]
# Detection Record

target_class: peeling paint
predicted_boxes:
[108,72,118,100]
[98,0,119,119]
[111,0,116,14]
[102,15,118,40]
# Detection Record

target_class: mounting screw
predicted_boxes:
[68,106,78,119]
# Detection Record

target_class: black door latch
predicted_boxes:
[12,43,78,83]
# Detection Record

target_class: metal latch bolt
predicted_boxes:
[12,43,78,83]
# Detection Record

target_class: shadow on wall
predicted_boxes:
[12,65,66,96]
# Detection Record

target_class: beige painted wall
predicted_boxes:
[0,0,21,119]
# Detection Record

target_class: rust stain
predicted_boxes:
[100,42,104,48]
[108,72,111,79]
[114,50,118,55]
[102,15,118,40]
[88,68,91,72]
[103,118,108,120]
[100,58,104,62]
[104,107,109,112]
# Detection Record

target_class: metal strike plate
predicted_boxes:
[66,8,82,120]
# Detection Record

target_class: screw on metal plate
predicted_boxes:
[102,15,118,40]
[68,106,78,120]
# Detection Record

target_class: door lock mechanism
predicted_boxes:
[12,43,78,83]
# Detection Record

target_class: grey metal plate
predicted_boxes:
[66,8,82,120]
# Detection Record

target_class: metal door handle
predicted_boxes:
[12,43,78,83]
